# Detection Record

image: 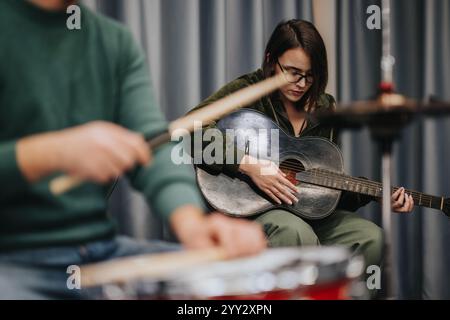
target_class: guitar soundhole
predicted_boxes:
[280,158,304,186]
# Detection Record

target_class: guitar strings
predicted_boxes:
[276,163,437,206]
[248,157,438,204]
[293,169,436,205]
[292,166,431,201]
[279,161,416,194]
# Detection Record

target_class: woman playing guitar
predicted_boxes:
[189,20,414,293]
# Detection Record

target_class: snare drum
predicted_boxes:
[87,246,364,300]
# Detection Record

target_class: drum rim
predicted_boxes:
[127,246,365,299]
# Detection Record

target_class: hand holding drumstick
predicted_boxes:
[17,121,151,184]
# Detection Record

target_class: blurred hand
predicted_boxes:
[17,121,151,183]
[170,206,267,258]
[391,187,414,213]
[239,155,298,205]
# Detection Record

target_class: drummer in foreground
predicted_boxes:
[0,0,266,299]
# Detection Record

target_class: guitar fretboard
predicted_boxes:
[295,169,444,211]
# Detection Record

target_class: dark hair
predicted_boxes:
[262,19,328,111]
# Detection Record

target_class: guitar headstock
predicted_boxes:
[443,198,450,217]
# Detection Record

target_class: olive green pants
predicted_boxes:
[253,209,384,270]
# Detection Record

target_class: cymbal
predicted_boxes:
[315,94,450,128]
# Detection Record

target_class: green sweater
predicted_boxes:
[0,0,204,250]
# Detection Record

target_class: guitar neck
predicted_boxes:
[297,169,445,211]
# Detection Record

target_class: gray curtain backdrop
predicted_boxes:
[84,0,449,299]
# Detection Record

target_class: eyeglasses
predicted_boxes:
[277,60,314,85]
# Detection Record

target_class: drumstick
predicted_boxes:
[80,247,228,287]
[49,73,288,195]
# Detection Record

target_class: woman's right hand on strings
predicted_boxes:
[238,155,299,205]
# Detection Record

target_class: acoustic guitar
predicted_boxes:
[196,109,449,220]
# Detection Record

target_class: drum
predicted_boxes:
[86,246,365,300]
